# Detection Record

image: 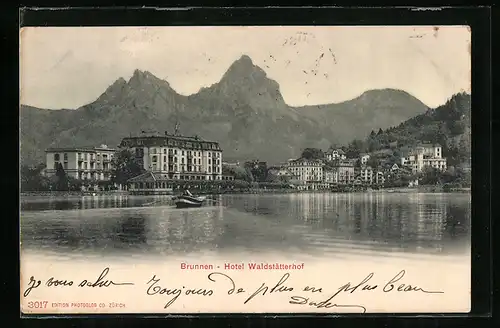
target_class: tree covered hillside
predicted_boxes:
[342,92,471,168]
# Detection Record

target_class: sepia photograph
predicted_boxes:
[20,25,471,314]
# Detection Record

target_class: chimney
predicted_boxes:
[165,131,168,136]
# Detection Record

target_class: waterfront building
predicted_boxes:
[331,159,356,185]
[44,144,116,181]
[375,171,385,185]
[400,144,447,174]
[323,167,338,186]
[284,158,326,190]
[358,166,374,184]
[119,131,223,181]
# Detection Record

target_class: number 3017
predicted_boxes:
[27,301,48,309]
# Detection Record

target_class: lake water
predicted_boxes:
[20,192,471,261]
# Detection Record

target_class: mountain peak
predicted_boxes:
[223,54,266,79]
[235,54,254,65]
[127,68,173,91]
[130,69,153,82]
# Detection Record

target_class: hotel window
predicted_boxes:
[174,150,177,155]
[181,158,184,164]
[198,159,201,164]
[208,159,211,165]
[163,148,167,154]
[174,157,177,163]
[163,156,167,162]
[151,148,157,154]
[208,153,211,157]
[84,153,88,160]
[54,154,60,161]
[63,153,68,161]
[182,151,184,156]
[152,156,157,163]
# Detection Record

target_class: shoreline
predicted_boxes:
[20,187,470,198]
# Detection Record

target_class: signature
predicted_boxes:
[207,269,443,313]
[23,267,134,297]
[207,272,365,312]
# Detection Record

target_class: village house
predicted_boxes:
[45,144,116,181]
[400,144,447,174]
[331,159,356,185]
[358,166,374,184]
[360,153,371,165]
[323,167,338,186]
[284,158,327,190]
[44,144,117,190]
[375,171,386,185]
[325,148,346,161]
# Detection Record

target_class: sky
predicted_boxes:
[20,26,471,109]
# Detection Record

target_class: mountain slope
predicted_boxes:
[357,92,471,168]
[20,55,430,166]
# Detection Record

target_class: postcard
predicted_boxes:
[20,25,471,314]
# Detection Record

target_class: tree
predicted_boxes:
[346,139,365,158]
[301,148,325,160]
[366,157,379,169]
[55,162,69,191]
[244,161,268,182]
[21,163,50,192]
[420,167,442,185]
[377,128,384,135]
[110,149,146,186]
[224,164,254,182]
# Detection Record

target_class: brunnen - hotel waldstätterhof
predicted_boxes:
[120,131,223,188]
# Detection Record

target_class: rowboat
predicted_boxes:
[173,190,206,208]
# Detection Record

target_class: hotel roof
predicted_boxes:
[45,145,116,152]
[119,133,222,150]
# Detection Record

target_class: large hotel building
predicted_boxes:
[44,145,116,181]
[119,132,223,181]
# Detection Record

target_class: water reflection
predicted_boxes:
[20,192,470,258]
[20,195,172,212]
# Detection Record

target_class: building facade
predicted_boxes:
[119,132,223,181]
[284,158,326,190]
[357,166,374,184]
[332,159,356,185]
[45,145,116,181]
[400,144,447,174]
[375,171,385,185]
[323,167,338,185]
[360,153,371,165]
[326,149,346,161]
